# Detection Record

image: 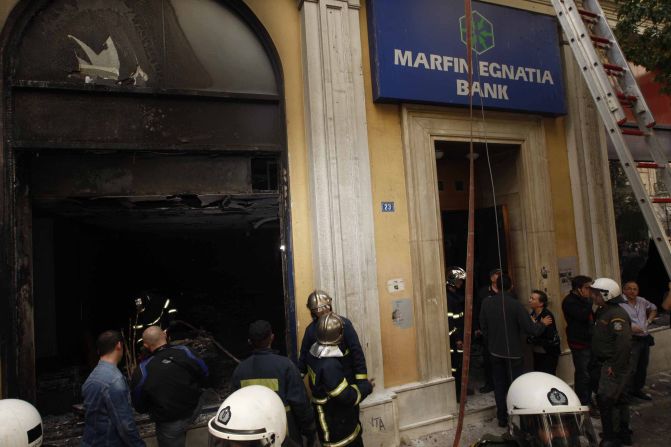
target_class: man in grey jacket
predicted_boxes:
[480,274,552,427]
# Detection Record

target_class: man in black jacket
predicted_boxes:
[131,326,209,447]
[561,275,594,406]
[231,320,317,447]
[480,274,552,427]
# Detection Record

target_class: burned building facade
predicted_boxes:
[1,0,670,446]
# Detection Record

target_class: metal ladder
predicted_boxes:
[551,0,671,277]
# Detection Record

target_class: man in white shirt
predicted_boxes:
[620,281,657,401]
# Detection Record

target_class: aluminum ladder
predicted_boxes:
[551,0,671,276]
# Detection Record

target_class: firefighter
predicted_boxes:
[446,266,466,400]
[230,320,318,447]
[207,385,288,447]
[589,278,633,447]
[132,292,178,349]
[306,313,373,447]
[0,399,43,447]
[297,290,368,387]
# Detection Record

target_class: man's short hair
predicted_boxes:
[571,275,593,290]
[496,273,513,292]
[97,330,122,356]
[248,320,272,349]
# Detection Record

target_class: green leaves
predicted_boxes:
[615,0,671,93]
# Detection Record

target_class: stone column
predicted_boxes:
[563,46,621,280]
[298,0,384,387]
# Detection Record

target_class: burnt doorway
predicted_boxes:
[1,0,292,404]
[26,151,287,414]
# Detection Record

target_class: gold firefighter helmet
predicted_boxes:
[316,313,344,346]
[306,289,333,318]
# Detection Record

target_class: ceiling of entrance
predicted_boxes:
[33,194,280,231]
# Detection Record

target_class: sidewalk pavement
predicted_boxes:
[401,370,671,447]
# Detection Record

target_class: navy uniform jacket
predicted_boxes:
[231,349,316,445]
[306,353,372,447]
[131,344,208,422]
[298,315,367,383]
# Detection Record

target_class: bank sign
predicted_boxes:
[367,0,566,115]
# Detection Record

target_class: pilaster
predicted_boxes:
[298,0,384,388]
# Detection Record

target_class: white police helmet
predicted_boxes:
[590,278,622,302]
[208,385,286,447]
[0,399,43,447]
[507,372,597,447]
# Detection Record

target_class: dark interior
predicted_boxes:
[26,152,287,415]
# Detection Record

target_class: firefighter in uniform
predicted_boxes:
[306,313,373,447]
[230,320,317,447]
[298,290,368,387]
[132,292,178,353]
[446,267,466,400]
[589,278,633,447]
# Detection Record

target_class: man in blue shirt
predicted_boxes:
[81,330,145,446]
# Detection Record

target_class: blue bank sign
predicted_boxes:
[367,0,566,115]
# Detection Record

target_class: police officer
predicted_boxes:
[230,320,317,447]
[589,278,633,447]
[446,267,466,400]
[0,399,43,447]
[297,290,368,386]
[306,313,373,447]
[207,385,288,447]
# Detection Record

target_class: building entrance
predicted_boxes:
[24,151,286,415]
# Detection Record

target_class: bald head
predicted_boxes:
[142,326,167,351]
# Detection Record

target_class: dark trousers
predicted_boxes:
[481,340,494,388]
[592,360,630,442]
[451,352,463,401]
[570,348,592,405]
[491,356,523,423]
[629,337,650,393]
[533,352,559,375]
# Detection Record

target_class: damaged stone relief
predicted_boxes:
[68,34,148,86]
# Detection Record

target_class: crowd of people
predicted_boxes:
[79,290,372,447]
[449,266,662,447]
[74,269,667,447]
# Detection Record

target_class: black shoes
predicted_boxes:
[497,419,508,428]
[479,384,494,393]
[631,390,652,400]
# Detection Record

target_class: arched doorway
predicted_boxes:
[0,0,293,407]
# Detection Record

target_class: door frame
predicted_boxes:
[401,105,561,382]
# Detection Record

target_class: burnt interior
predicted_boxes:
[24,151,287,416]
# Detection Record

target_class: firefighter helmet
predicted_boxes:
[208,385,286,446]
[316,313,344,346]
[507,372,597,447]
[590,278,622,302]
[306,290,333,318]
[0,399,43,447]
[446,267,466,288]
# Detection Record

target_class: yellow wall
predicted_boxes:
[243,0,314,342]
[359,1,420,387]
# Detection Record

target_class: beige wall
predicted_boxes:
[359,1,420,387]
[242,0,314,346]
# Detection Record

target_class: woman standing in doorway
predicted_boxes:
[528,290,561,375]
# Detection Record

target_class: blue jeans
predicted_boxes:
[491,356,523,423]
[155,394,203,447]
[571,348,592,405]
